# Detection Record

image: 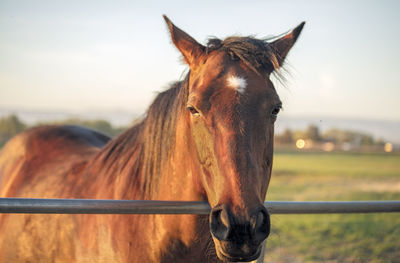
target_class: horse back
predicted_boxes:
[0,125,110,198]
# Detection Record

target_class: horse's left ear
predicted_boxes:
[163,15,206,69]
[269,22,305,68]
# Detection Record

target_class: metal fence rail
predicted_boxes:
[1,198,399,263]
[1,198,400,214]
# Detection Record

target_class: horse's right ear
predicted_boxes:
[163,15,206,69]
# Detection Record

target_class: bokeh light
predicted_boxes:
[296,139,305,149]
[384,143,393,153]
[322,142,335,152]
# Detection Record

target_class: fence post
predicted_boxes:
[255,241,265,263]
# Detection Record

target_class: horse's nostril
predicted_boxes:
[256,210,266,229]
[220,208,230,228]
[252,206,270,240]
[210,206,231,240]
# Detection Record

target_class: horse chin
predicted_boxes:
[213,240,262,262]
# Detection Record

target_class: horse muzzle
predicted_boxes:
[209,204,270,262]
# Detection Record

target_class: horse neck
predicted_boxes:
[83,120,212,261]
[155,120,205,201]
[83,80,213,261]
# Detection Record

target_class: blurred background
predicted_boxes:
[1,0,399,262]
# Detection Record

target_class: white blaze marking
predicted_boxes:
[227,75,247,94]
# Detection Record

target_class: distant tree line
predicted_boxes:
[275,124,384,146]
[0,115,27,147]
[0,116,386,149]
[0,114,133,147]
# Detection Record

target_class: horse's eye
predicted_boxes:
[271,105,282,117]
[187,105,200,116]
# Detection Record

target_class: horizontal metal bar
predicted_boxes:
[0,198,399,214]
[0,198,211,214]
[267,201,400,214]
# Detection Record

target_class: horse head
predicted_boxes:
[164,16,304,262]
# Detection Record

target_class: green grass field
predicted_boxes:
[263,152,400,263]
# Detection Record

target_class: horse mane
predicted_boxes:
[88,76,189,199]
[206,36,281,76]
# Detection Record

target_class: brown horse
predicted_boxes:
[0,16,304,262]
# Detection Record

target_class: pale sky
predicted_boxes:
[1,0,399,121]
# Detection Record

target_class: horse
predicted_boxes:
[0,16,304,262]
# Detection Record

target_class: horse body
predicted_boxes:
[0,16,304,262]
[0,126,105,262]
